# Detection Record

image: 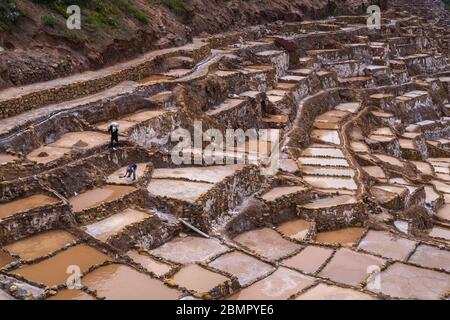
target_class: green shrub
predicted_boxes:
[42,14,57,28]
[63,29,88,43]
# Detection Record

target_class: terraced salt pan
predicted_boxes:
[4,230,76,261]
[150,236,228,264]
[233,228,301,261]
[431,180,450,194]
[0,290,15,300]
[282,246,333,274]
[298,157,349,167]
[299,195,357,209]
[408,244,450,272]
[437,204,450,221]
[48,131,110,149]
[0,194,60,219]
[83,208,150,242]
[296,283,375,300]
[357,230,416,261]
[350,141,369,153]
[69,185,137,212]
[424,186,441,204]
[170,264,230,294]
[0,154,18,164]
[373,154,404,167]
[47,289,95,300]
[151,165,244,183]
[429,227,450,241]
[276,219,312,241]
[96,109,167,132]
[10,244,109,287]
[0,251,15,268]
[311,130,341,145]
[229,267,314,300]
[261,186,306,202]
[147,179,214,203]
[303,176,357,190]
[27,146,70,164]
[301,166,355,177]
[106,163,149,184]
[373,184,408,196]
[82,264,180,300]
[209,251,273,286]
[362,166,386,179]
[319,248,385,286]
[127,250,172,277]
[335,102,360,114]
[301,147,345,158]
[315,228,365,246]
[369,262,450,299]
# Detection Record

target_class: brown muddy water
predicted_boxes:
[315,227,365,246]
[4,230,76,261]
[10,244,109,287]
[276,219,312,241]
[81,264,180,300]
[282,246,333,274]
[47,289,95,300]
[69,185,137,212]
[261,186,306,202]
[0,194,60,219]
[0,251,15,268]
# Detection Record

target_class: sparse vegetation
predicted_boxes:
[150,0,187,15]
[63,29,88,43]
[0,0,21,30]
[42,14,57,28]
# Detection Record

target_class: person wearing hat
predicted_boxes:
[108,122,120,150]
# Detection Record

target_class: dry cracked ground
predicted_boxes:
[1,2,450,300]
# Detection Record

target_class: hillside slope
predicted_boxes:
[1,0,386,88]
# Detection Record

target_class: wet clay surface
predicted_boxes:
[357,230,417,261]
[69,185,137,212]
[296,283,375,300]
[276,219,312,241]
[10,244,109,287]
[127,250,172,277]
[0,195,59,219]
[82,264,180,300]
[319,248,385,286]
[170,264,230,294]
[229,267,314,300]
[369,262,450,299]
[150,237,229,264]
[281,246,333,274]
[233,228,302,261]
[315,227,365,246]
[47,289,95,300]
[4,230,76,261]
[209,251,273,286]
